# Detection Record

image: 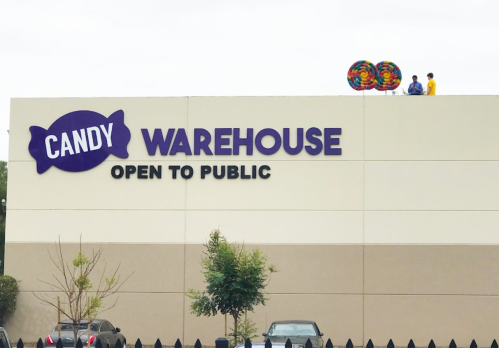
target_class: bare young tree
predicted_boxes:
[35,237,132,348]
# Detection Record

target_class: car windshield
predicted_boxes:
[268,323,317,336]
[54,323,99,331]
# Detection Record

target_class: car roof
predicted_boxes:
[235,344,285,348]
[59,319,104,324]
[270,320,316,324]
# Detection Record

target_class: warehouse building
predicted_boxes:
[5,96,499,346]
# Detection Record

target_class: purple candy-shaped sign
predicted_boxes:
[29,110,131,174]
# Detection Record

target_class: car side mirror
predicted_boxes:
[319,333,323,337]
[116,328,121,333]
[262,333,267,337]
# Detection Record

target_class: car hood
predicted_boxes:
[268,336,321,347]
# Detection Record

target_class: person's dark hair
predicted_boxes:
[427,72,434,78]
[412,75,417,79]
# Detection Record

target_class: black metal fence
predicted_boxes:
[3,337,499,348]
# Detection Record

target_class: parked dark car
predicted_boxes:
[45,319,126,348]
[236,344,285,348]
[0,327,13,348]
[263,321,324,348]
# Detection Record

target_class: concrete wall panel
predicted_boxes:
[186,211,363,244]
[187,96,363,161]
[185,161,364,211]
[6,161,187,210]
[365,295,499,347]
[365,211,499,244]
[185,244,363,295]
[365,161,499,211]
[5,243,185,293]
[365,96,499,160]
[365,245,499,295]
[5,210,185,243]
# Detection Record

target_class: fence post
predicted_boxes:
[37,339,44,348]
[76,338,83,348]
[492,340,498,348]
[367,339,374,348]
[216,337,229,348]
[428,340,435,348]
[408,340,415,348]
[245,338,252,348]
[265,339,272,348]
[135,339,142,348]
[346,339,353,348]
[325,339,333,348]
[194,339,202,348]
[175,339,182,348]
[154,339,162,348]
[470,340,477,348]
[450,340,457,348]
[115,339,122,348]
[388,339,394,348]
[16,339,23,348]
[286,339,292,348]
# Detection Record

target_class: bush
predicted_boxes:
[229,316,259,348]
[0,275,19,326]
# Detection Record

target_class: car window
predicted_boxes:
[0,331,9,348]
[99,322,110,332]
[107,322,115,332]
[268,324,317,336]
[54,323,99,331]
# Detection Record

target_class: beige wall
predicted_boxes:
[6,96,499,346]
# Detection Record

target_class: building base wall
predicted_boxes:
[5,243,499,346]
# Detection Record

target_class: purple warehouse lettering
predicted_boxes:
[194,128,213,155]
[305,127,323,155]
[324,128,342,155]
[255,128,282,155]
[233,128,254,155]
[170,129,192,155]
[141,128,175,155]
[214,128,232,155]
[283,128,304,155]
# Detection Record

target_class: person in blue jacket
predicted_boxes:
[408,75,423,95]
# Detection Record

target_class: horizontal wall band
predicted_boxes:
[7,210,499,244]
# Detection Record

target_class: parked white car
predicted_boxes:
[0,327,13,348]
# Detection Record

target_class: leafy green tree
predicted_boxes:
[188,230,276,346]
[0,275,19,326]
[35,237,132,348]
[0,160,7,275]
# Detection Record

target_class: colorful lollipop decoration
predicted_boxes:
[375,61,402,91]
[347,60,379,91]
[347,60,402,91]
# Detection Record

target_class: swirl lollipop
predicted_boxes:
[347,60,379,91]
[375,61,402,91]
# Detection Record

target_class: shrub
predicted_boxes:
[0,275,19,326]
[229,316,259,348]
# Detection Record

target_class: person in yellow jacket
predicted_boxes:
[427,73,436,95]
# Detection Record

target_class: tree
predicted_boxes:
[0,160,7,275]
[35,237,132,348]
[187,230,276,346]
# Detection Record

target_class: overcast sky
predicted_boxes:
[1,0,498,161]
